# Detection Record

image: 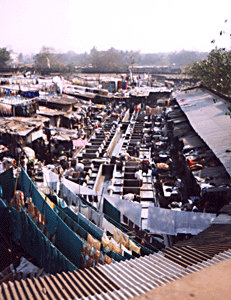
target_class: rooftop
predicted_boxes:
[0,116,49,136]
[173,88,231,177]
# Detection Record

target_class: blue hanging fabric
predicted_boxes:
[103,198,121,229]
[0,207,77,273]
[17,168,83,269]
[0,168,15,204]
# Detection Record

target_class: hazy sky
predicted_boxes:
[1,0,231,54]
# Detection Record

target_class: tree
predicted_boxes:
[189,48,231,96]
[0,48,10,69]
[33,46,61,74]
[88,46,127,72]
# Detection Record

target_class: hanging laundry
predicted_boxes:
[103,199,121,228]
[113,227,129,248]
[147,206,216,235]
[120,244,132,256]
[102,217,115,235]
[128,239,141,255]
[87,234,101,251]
[104,195,142,227]
[90,208,103,228]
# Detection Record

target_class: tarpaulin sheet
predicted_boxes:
[175,210,216,235]
[18,168,33,200]
[0,207,76,274]
[57,206,88,240]
[147,206,216,235]
[68,206,104,236]
[62,196,152,258]
[60,184,90,219]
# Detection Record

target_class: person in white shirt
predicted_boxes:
[135,169,143,186]
[75,162,84,172]
[107,185,115,193]
[123,193,135,201]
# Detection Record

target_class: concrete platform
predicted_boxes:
[132,258,231,300]
[140,190,154,199]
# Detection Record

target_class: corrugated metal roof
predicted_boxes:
[1,245,231,300]
[175,223,231,258]
[173,88,231,177]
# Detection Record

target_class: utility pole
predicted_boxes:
[130,55,135,87]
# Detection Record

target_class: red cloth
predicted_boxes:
[142,159,150,166]
[135,105,140,112]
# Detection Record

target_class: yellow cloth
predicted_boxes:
[39,190,55,210]
[128,239,141,255]
[87,234,101,251]
[113,227,129,248]
[109,237,122,254]
[101,237,111,251]
[101,233,122,254]
[111,243,122,255]
[101,231,111,251]
[113,227,120,243]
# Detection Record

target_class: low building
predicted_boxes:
[0,115,49,157]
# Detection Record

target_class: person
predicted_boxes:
[142,135,147,145]
[132,144,139,157]
[44,149,53,164]
[107,185,115,194]
[119,152,130,163]
[78,126,85,137]
[69,138,75,158]
[17,145,22,162]
[183,199,193,211]
[57,143,65,157]
[135,169,143,186]
[123,193,135,201]
[141,156,150,176]
[146,141,152,151]
[49,141,55,157]
[151,167,157,181]
[75,162,84,173]
[58,151,67,161]
[64,168,74,179]
[20,150,28,172]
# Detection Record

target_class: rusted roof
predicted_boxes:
[36,106,66,117]
[38,96,78,105]
[0,116,49,136]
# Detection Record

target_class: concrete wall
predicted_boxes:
[105,129,121,157]
[93,163,103,193]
